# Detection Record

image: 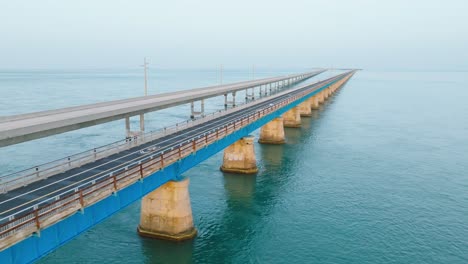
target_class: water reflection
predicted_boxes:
[140,237,194,264]
[223,173,257,205]
[258,144,284,167]
[310,109,320,119]
[284,116,312,144]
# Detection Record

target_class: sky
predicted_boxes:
[0,0,467,71]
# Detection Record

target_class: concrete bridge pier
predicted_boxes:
[323,89,329,100]
[125,114,145,138]
[224,92,237,108]
[259,117,285,144]
[190,100,205,119]
[299,101,312,117]
[317,92,325,104]
[283,107,301,128]
[245,88,255,101]
[138,178,197,241]
[308,95,320,110]
[221,136,258,174]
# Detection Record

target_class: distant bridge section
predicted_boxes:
[0,70,323,147]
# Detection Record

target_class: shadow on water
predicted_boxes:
[258,143,284,168]
[284,115,313,145]
[139,225,195,264]
[223,173,257,207]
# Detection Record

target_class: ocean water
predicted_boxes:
[1,70,467,263]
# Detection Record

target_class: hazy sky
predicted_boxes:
[1,0,467,70]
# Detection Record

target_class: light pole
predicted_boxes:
[141,57,149,96]
[220,64,223,86]
[252,64,255,80]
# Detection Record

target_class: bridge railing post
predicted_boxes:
[34,210,40,230]
[79,190,84,207]
[112,175,118,191]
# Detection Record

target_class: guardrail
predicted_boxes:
[0,72,352,249]
[0,76,313,194]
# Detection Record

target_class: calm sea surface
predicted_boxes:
[0,69,467,263]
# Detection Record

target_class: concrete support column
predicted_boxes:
[190,100,205,119]
[323,89,329,100]
[318,91,325,104]
[220,136,258,174]
[138,178,197,241]
[225,92,236,108]
[283,107,301,128]
[139,114,145,132]
[259,117,285,144]
[308,95,320,110]
[299,101,312,117]
[125,115,145,138]
[245,88,255,101]
[125,117,131,137]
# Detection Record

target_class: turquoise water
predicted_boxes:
[1,70,467,263]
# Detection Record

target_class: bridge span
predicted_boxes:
[0,70,322,147]
[0,70,356,264]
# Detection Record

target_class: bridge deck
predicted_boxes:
[0,70,323,147]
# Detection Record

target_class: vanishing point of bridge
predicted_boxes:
[0,69,356,263]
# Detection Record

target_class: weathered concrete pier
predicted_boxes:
[138,178,197,241]
[283,106,302,128]
[258,117,285,144]
[220,136,258,174]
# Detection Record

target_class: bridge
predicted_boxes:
[0,69,356,263]
[0,71,320,147]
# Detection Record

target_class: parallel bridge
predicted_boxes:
[0,71,322,147]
